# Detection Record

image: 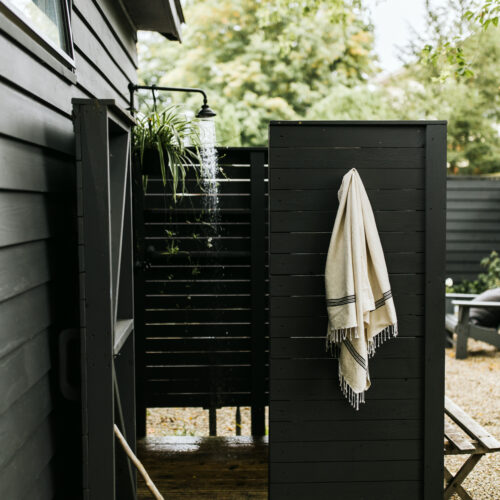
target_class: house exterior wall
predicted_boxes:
[446,176,500,283]
[0,1,137,497]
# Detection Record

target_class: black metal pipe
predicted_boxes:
[128,83,208,114]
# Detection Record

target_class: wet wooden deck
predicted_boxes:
[137,436,268,499]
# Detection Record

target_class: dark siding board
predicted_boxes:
[0,32,84,116]
[446,177,500,281]
[145,324,253,338]
[270,315,423,339]
[269,124,425,148]
[0,328,51,415]
[0,375,52,469]
[0,137,73,192]
[270,481,422,500]
[271,419,422,441]
[270,147,425,169]
[269,253,424,275]
[144,294,252,309]
[270,210,425,232]
[72,13,132,100]
[270,188,424,210]
[74,50,129,107]
[0,241,53,302]
[0,82,74,154]
[270,170,424,190]
[271,358,422,380]
[271,337,423,360]
[271,400,422,422]
[270,274,424,296]
[447,231,500,242]
[271,379,421,401]
[23,461,56,500]
[271,232,424,253]
[79,0,138,66]
[145,337,253,351]
[447,189,500,200]
[272,461,422,482]
[0,192,60,247]
[72,3,137,80]
[272,440,422,462]
[145,351,252,365]
[270,295,423,317]
[0,416,54,500]
[0,285,52,360]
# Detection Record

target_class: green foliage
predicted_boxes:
[447,251,500,293]
[380,8,500,175]
[417,0,500,79]
[138,0,376,146]
[465,1,500,30]
[133,106,202,198]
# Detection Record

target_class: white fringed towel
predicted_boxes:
[325,168,398,409]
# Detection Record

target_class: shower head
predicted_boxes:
[196,103,217,119]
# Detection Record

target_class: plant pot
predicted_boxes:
[133,148,168,177]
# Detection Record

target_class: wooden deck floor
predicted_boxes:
[137,436,268,499]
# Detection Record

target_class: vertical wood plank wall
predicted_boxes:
[446,176,500,282]
[268,121,446,500]
[0,2,137,498]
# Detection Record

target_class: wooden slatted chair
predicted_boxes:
[444,397,500,499]
[445,293,500,359]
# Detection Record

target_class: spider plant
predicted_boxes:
[133,105,202,200]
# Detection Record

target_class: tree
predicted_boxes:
[385,3,500,175]
[138,0,377,146]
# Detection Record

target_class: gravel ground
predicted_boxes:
[147,406,268,437]
[445,338,500,499]
[147,338,499,498]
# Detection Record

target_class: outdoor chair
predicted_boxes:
[444,397,500,499]
[445,293,500,359]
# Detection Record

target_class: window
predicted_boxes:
[3,0,73,61]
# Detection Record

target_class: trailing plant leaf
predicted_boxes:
[133,105,203,200]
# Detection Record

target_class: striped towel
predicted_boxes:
[325,168,398,409]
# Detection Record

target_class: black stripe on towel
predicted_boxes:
[374,290,393,310]
[343,339,367,370]
[327,294,356,307]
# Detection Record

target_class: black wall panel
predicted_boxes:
[268,121,446,499]
[446,176,500,282]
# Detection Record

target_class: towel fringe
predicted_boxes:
[326,326,358,346]
[339,370,365,411]
[367,323,398,357]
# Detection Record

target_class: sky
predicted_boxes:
[366,0,448,74]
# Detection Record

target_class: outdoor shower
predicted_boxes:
[128,83,220,218]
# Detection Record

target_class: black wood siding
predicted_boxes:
[0,2,137,498]
[446,176,500,282]
[268,122,446,500]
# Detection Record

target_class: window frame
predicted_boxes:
[0,0,75,69]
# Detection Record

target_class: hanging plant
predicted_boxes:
[132,105,202,200]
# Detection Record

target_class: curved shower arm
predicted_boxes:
[128,83,208,115]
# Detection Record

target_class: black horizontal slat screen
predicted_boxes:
[137,148,269,418]
[268,121,446,500]
[446,176,500,282]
